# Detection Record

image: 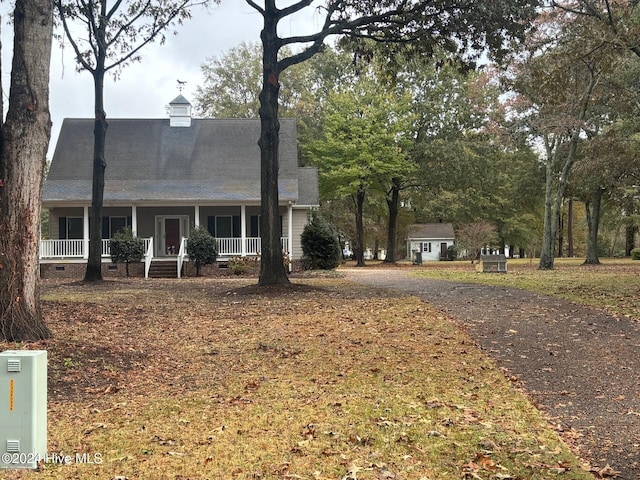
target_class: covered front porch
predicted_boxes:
[41,203,304,278]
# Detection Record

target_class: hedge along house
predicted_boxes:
[40,95,319,278]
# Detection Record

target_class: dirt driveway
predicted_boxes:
[343,268,640,479]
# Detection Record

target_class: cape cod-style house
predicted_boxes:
[40,95,319,278]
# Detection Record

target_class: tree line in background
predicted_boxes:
[194,29,639,267]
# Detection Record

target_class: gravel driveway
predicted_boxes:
[343,268,640,479]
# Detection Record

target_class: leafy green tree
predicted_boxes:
[547,1,640,259]
[404,63,543,257]
[551,0,640,58]
[195,43,352,167]
[196,42,263,119]
[244,0,540,285]
[55,0,215,282]
[306,75,413,266]
[110,227,144,277]
[187,227,218,276]
[573,116,640,264]
[506,8,623,269]
[301,213,341,270]
[0,0,54,341]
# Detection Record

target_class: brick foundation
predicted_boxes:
[40,259,304,279]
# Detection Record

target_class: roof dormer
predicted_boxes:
[169,94,192,127]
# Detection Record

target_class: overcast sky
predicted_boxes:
[1,1,323,157]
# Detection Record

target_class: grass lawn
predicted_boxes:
[409,258,640,322]
[0,277,596,479]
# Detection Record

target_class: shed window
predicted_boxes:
[422,242,432,253]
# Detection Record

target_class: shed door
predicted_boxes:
[440,242,448,260]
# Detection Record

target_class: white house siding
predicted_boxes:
[291,208,309,260]
[407,239,455,261]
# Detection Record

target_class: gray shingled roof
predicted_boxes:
[43,117,319,205]
[407,223,455,240]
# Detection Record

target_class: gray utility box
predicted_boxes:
[0,350,47,469]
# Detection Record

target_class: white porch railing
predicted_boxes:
[40,239,84,258]
[177,237,187,279]
[40,238,152,259]
[40,237,287,261]
[216,238,243,256]
[245,237,260,255]
[144,238,154,279]
[215,237,288,256]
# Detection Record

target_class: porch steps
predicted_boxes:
[148,260,179,278]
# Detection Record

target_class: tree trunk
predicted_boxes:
[539,69,597,270]
[625,225,637,256]
[584,187,604,265]
[354,185,366,267]
[258,7,289,286]
[384,177,400,263]
[557,209,564,258]
[567,198,574,257]
[539,133,580,270]
[539,143,558,270]
[0,0,53,341]
[85,68,108,282]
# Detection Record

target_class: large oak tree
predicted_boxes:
[0,0,53,341]
[245,0,540,285]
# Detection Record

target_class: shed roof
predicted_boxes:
[43,117,318,205]
[407,223,455,240]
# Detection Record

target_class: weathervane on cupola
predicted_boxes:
[177,79,187,92]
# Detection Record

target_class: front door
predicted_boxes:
[156,216,189,256]
[165,218,180,255]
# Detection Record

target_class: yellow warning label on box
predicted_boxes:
[9,379,14,411]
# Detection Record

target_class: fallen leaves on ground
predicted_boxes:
[2,277,594,479]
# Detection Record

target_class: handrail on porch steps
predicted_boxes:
[177,237,187,279]
[144,237,154,279]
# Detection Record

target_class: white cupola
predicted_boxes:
[169,94,192,127]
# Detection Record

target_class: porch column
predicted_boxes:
[194,205,200,229]
[287,202,293,272]
[83,206,89,259]
[131,205,138,236]
[240,204,247,256]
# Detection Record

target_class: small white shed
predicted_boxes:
[406,223,455,262]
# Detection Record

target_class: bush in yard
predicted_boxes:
[188,227,218,275]
[110,227,145,277]
[301,213,341,270]
[632,248,640,260]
